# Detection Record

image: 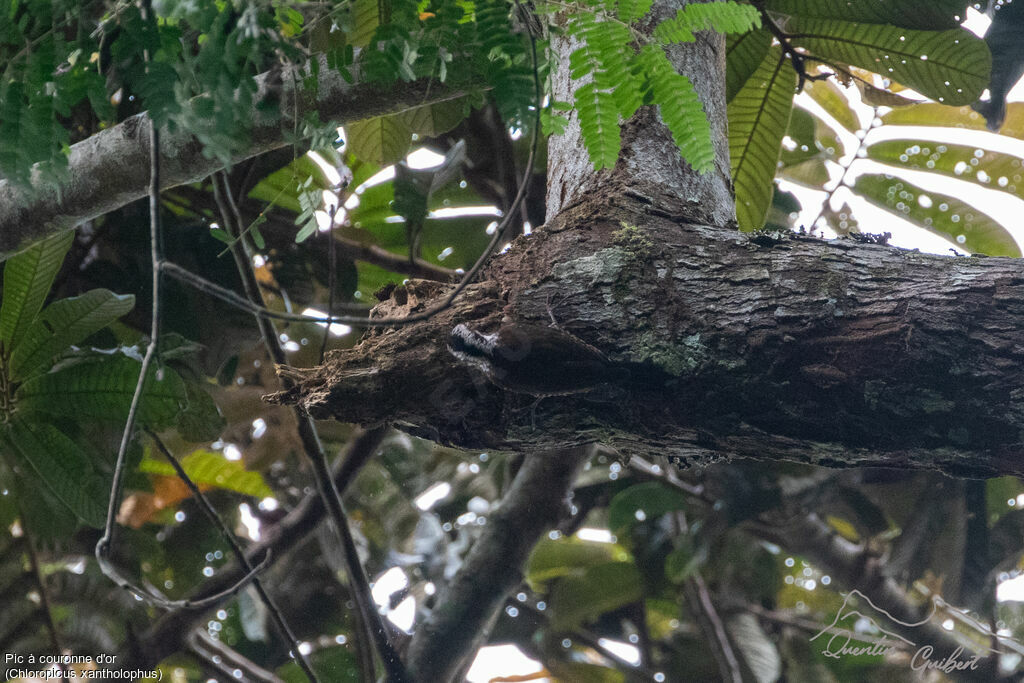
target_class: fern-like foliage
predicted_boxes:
[555,0,760,170]
[654,1,761,43]
[474,0,537,128]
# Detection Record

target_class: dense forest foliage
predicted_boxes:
[2,0,1024,681]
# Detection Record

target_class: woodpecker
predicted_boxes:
[448,322,622,397]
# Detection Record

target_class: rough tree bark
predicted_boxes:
[269,20,1024,480]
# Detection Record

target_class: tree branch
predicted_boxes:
[0,55,469,258]
[406,445,591,681]
[268,197,1024,479]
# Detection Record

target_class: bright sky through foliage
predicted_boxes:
[783,7,1024,256]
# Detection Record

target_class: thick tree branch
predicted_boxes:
[0,56,468,258]
[405,445,591,681]
[268,204,1024,478]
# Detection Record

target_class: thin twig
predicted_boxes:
[147,431,318,682]
[213,171,408,682]
[95,0,276,617]
[319,204,337,364]
[21,510,66,677]
[118,428,390,672]
[685,572,744,683]
[809,105,878,233]
[188,630,286,683]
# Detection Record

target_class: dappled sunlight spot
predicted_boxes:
[466,644,547,683]
[406,147,446,169]
[414,482,451,510]
[389,595,416,632]
[576,527,615,543]
[431,206,502,219]
[372,566,408,609]
[306,150,343,187]
[238,503,261,541]
[301,307,352,336]
[598,638,640,665]
[997,573,1024,602]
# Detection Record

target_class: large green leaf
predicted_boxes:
[15,355,187,427]
[347,115,412,167]
[780,106,843,169]
[176,381,226,443]
[0,230,74,352]
[804,79,861,133]
[729,47,797,230]
[526,536,631,589]
[726,29,771,103]
[868,137,1024,208]
[549,561,642,631]
[608,482,689,534]
[139,449,273,498]
[787,19,989,106]
[882,102,1024,138]
[247,154,337,214]
[9,289,135,381]
[853,174,1020,257]
[399,99,468,137]
[766,0,969,30]
[6,417,109,528]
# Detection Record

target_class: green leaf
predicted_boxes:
[6,418,109,528]
[729,48,797,230]
[803,79,860,133]
[0,230,74,352]
[526,536,630,589]
[347,115,412,167]
[9,289,135,381]
[615,0,653,23]
[139,449,272,498]
[853,173,1020,257]
[779,107,838,169]
[350,0,382,49]
[653,1,760,44]
[399,99,468,137]
[868,136,1024,208]
[15,354,188,427]
[881,102,1024,137]
[549,561,642,631]
[665,538,704,582]
[575,82,621,170]
[176,382,226,443]
[787,19,989,106]
[607,481,689,533]
[726,29,772,103]
[766,0,969,31]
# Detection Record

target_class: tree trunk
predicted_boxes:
[271,9,1024,480]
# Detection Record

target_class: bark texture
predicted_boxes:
[270,205,1024,477]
